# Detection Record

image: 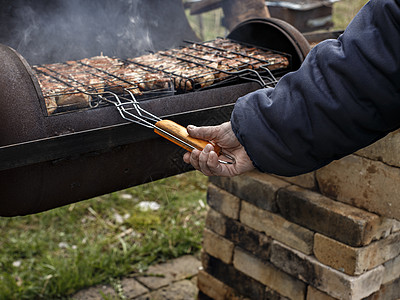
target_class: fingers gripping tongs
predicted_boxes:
[97,91,235,165]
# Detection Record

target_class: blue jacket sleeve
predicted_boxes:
[231,0,400,176]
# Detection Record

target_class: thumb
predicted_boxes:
[187,125,218,140]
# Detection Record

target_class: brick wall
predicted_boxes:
[198,130,400,300]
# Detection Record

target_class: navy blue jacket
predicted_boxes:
[231,0,400,176]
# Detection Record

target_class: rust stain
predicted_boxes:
[367,165,378,174]
[319,178,339,198]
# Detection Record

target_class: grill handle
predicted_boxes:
[154,120,222,155]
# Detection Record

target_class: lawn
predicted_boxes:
[0,1,369,299]
[0,172,208,299]
[333,0,369,29]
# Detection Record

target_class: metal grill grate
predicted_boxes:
[32,38,291,116]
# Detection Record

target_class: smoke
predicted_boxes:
[0,0,198,64]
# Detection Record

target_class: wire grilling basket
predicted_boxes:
[32,38,290,116]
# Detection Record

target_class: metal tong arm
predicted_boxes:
[101,91,235,164]
[98,90,161,128]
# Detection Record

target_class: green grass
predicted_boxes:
[0,171,208,299]
[186,8,227,41]
[333,0,369,29]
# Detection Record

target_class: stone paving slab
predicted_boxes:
[135,255,201,290]
[136,280,198,300]
[121,277,149,299]
[72,284,118,300]
[71,255,200,300]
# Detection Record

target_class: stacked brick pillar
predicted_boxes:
[197,130,400,300]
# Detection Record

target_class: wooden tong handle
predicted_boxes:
[154,120,222,154]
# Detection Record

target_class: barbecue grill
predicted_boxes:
[0,14,310,216]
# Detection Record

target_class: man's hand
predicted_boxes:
[183,122,255,177]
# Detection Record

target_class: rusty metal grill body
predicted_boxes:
[0,18,310,216]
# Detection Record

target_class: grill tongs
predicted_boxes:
[95,90,235,165]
